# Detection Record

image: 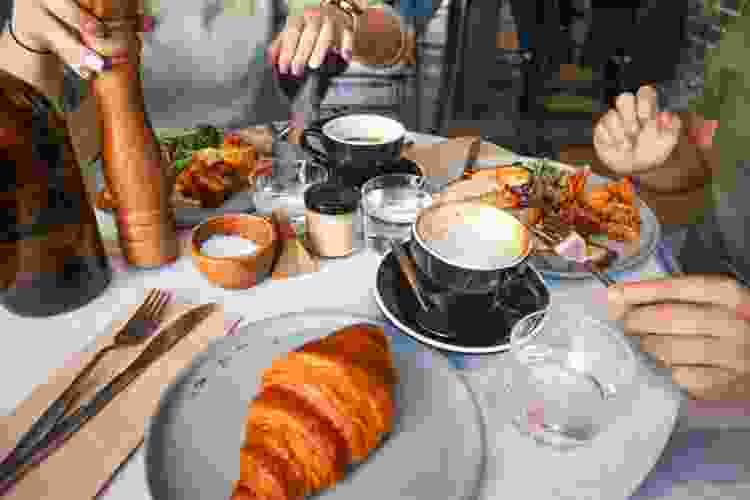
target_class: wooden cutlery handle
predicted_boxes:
[394,251,421,291]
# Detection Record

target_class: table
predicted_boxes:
[2,132,749,499]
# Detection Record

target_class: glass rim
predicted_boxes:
[361,172,426,186]
[510,308,636,356]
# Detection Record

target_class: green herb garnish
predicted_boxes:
[157,125,223,169]
[526,159,560,183]
[174,157,192,173]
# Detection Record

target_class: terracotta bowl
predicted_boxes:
[191,214,278,289]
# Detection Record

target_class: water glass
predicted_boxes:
[360,174,433,254]
[505,306,639,449]
[252,159,328,224]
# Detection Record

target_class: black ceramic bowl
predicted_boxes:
[411,201,533,295]
[300,114,406,176]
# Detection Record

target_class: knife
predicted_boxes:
[0,302,218,492]
[461,137,483,179]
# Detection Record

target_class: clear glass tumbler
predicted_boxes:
[252,159,329,225]
[505,306,640,450]
[360,174,434,254]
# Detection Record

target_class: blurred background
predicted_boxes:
[323,0,697,156]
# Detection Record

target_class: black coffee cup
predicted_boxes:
[300,114,406,186]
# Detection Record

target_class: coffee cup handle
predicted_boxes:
[299,128,329,165]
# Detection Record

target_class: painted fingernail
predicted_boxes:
[292,63,303,76]
[279,62,290,75]
[81,18,102,36]
[342,48,353,62]
[82,49,105,72]
[141,15,155,33]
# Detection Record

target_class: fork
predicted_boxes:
[519,217,617,287]
[0,289,171,477]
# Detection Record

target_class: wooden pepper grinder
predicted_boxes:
[78,0,178,267]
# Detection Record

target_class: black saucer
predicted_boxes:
[374,242,551,354]
[330,158,422,189]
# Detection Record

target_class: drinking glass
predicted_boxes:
[252,159,329,224]
[360,174,434,254]
[505,306,639,449]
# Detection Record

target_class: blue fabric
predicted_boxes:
[630,429,750,498]
[397,0,436,19]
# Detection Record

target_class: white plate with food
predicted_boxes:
[144,311,486,500]
[448,157,660,279]
[94,126,263,227]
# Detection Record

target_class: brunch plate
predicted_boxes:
[373,242,551,355]
[461,156,661,280]
[144,311,486,500]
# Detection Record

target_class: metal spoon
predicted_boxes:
[389,240,457,339]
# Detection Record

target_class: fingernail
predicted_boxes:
[82,49,105,72]
[81,18,101,35]
[141,15,155,33]
[279,63,289,75]
[342,48,353,62]
[111,54,129,66]
[292,63,303,76]
[660,112,674,130]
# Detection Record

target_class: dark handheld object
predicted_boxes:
[0,69,112,318]
[277,50,351,126]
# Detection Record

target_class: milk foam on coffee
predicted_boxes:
[417,202,528,269]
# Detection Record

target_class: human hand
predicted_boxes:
[267,5,354,77]
[594,86,683,175]
[9,0,154,79]
[607,275,750,400]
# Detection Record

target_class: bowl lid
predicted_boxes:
[304,182,361,215]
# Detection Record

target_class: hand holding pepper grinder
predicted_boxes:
[78,0,179,268]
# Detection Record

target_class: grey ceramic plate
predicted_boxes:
[529,175,660,280]
[93,159,256,228]
[463,157,661,279]
[144,311,486,500]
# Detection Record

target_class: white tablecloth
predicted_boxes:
[2,133,747,500]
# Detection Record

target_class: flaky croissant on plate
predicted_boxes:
[230,324,399,500]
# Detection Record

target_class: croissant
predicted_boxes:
[231,324,398,500]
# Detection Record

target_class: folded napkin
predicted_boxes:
[271,208,320,280]
[402,136,518,187]
[0,294,242,499]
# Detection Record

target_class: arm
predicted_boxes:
[0,24,66,104]
[322,0,428,67]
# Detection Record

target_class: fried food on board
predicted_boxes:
[95,127,258,210]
